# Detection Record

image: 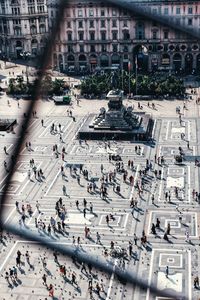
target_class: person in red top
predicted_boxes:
[48,284,54,297]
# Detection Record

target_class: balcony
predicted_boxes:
[148,39,161,43]
[132,39,148,44]
[86,39,111,44]
[119,39,132,44]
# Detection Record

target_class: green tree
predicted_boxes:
[52,78,65,95]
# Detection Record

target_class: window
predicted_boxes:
[100,9,105,17]
[101,31,106,40]
[136,23,145,40]
[67,21,71,28]
[164,31,168,39]
[123,45,128,52]
[112,44,118,52]
[152,8,157,14]
[101,44,106,52]
[30,18,36,24]
[188,18,193,26]
[13,19,21,25]
[67,32,72,41]
[112,20,117,27]
[51,10,53,17]
[78,21,83,28]
[164,44,168,51]
[89,9,93,17]
[68,45,73,52]
[175,31,181,39]
[123,30,130,40]
[152,31,157,39]
[30,25,37,34]
[39,25,45,33]
[12,7,20,15]
[164,8,168,15]
[78,9,82,17]
[80,45,84,52]
[89,20,94,28]
[90,45,95,52]
[112,31,118,40]
[28,6,35,14]
[14,26,21,36]
[123,20,127,27]
[112,9,116,16]
[188,7,193,14]
[39,16,45,23]
[176,7,180,14]
[78,32,84,40]
[101,20,105,28]
[90,32,95,40]
[37,5,44,13]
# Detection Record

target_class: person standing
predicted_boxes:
[96,232,101,244]
[42,273,47,286]
[165,265,169,278]
[133,233,138,246]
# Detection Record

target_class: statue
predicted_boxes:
[111,71,118,89]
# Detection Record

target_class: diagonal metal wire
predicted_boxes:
[0,0,66,216]
[0,0,198,299]
[108,0,200,40]
[4,223,188,299]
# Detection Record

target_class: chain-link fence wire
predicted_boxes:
[0,0,197,299]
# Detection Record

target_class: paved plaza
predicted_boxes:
[0,64,200,300]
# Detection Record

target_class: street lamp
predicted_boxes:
[135,45,148,97]
[20,51,31,83]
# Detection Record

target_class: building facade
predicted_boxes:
[0,0,48,59]
[47,0,200,75]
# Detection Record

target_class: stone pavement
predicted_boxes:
[0,64,200,299]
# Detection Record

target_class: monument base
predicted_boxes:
[79,112,153,141]
[0,119,17,131]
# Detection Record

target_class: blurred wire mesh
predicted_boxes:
[0,0,197,299]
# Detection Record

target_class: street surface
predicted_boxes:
[0,62,200,299]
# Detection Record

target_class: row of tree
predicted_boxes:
[80,72,185,97]
[7,75,69,96]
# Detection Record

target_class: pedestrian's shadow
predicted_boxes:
[8,282,14,289]
[75,285,81,294]
[165,239,173,244]
[133,216,140,222]
[45,268,52,276]
[18,267,26,275]
[28,264,35,270]
[1,239,6,246]
[92,212,98,217]
[49,234,57,240]
[87,236,95,243]
[16,278,22,285]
